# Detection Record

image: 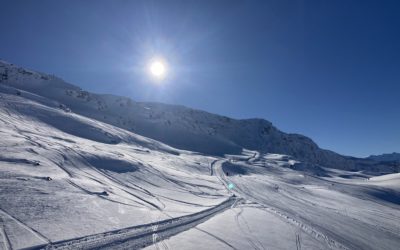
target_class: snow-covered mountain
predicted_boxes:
[0,60,397,174]
[0,60,399,249]
[368,153,400,163]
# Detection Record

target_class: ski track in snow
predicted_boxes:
[0,217,12,250]
[194,228,239,250]
[0,208,50,246]
[233,207,265,250]
[211,158,349,250]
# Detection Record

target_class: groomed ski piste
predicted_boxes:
[0,61,399,249]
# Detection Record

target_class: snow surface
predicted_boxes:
[0,61,399,249]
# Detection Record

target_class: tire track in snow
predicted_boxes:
[151,211,169,250]
[209,159,218,176]
[34,197,238,250]
[210,159,230,193]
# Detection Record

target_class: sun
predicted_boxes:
[148,59,167,79]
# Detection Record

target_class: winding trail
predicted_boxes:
[210,156,349,250]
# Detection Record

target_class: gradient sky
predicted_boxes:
[1,0,399,157]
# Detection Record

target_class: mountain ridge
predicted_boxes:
[368,152,400,163]
[0,59,398,173]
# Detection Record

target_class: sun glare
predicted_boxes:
[149,59,167,79]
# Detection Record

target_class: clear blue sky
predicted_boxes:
[1,0,399,157]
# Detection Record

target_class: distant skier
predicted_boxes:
[226,172,229,176]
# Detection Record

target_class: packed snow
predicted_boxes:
[0,61,399,249]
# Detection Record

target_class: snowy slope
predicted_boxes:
[1,60,397,174]
[0,88,230,249]
[0,60,399,250]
